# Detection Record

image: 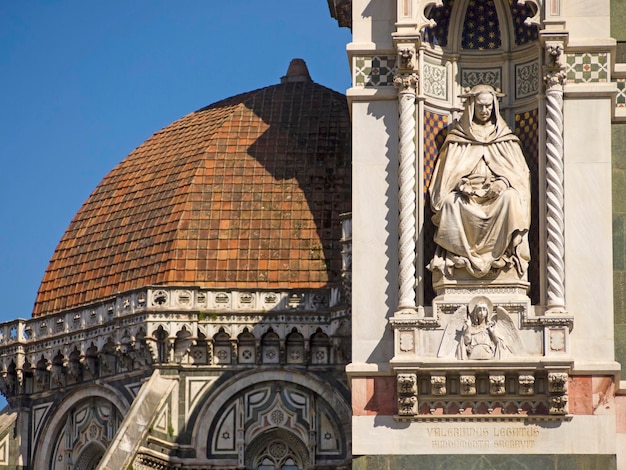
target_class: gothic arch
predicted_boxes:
[32,384,129,469]
[245,428,309,469]
[190,369,351,466]
[74,441,106,470]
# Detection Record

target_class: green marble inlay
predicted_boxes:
[612,0,626,40]
[565,53,608,83]
[354,56,396,87]
[612,124,626,170]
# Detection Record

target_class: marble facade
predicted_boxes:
[343,0,626,468]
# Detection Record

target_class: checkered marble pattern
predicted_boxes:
[615,78,626,108]
[423,111,449,195]
[565,53,608,83]
[462,0,501,50]
[514,109,540,304]
[423,111,448,304]
[354,56,396,87]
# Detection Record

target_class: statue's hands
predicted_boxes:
[457,177,472,196]
[486,179,508,199]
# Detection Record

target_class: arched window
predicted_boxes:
[245,428,309,469]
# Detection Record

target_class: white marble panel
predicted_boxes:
[352,0,395,48]
[352,101,398,364]
[564,0,610,17]
[564,161,614,362]
[563,0,610,41]
[352,415,616,455]
[566,18,611,41]
[563,99,612,163]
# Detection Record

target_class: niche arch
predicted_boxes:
[419,0,542,304]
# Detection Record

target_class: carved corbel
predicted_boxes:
[397,46,416,71]
[518,374,535,395]
[430,375,446,395]
[489,374,506,396]
[397,373,418,416]
[548,372,569,415]
[460,374,476,396]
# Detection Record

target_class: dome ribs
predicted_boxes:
[33,82,351,317]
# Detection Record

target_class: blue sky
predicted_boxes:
[0,1,352,322]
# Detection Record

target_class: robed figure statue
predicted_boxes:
[428,84,531,278]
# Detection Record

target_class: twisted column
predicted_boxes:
[394,73,418,313]
[543,45,567,312]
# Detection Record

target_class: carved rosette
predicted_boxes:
[543,39,567,312]
[393,73,419,314]
[397,373,418,416]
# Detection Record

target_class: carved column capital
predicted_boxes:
[394,73,419,94]
[542,36,567,92]
[544,70,567,90]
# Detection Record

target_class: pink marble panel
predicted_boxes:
[568,376,593,415]
[351,376,397,416]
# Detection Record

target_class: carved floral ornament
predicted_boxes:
[393,73,419,93]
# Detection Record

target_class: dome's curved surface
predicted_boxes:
[33,62,351,317]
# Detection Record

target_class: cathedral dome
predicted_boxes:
[33,59,351,317]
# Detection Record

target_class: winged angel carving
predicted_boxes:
[437,296,523,360]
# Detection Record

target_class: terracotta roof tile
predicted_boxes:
[33,79,351,316]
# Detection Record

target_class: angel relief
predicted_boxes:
[437,296,523,360]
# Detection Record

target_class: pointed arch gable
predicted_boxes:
[189,369,351,463]
[32,383,130,469]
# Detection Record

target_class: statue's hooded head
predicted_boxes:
[455,85,509,141]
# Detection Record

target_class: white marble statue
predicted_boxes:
[437,296,523,360]
[428,85,531,278]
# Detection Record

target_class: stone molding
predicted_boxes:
[394,367,571,420]
[0,287,350,400]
